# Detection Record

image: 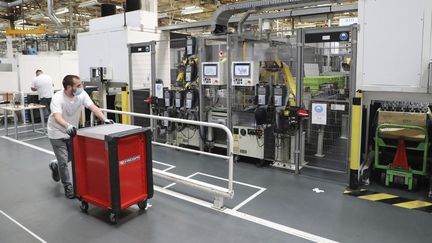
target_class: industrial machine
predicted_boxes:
[227,37,307,169]
[175,88,200,147]
[231,59,264,163]
[170,37,201,148]
[83,66,130,125]
[72,124,153,224]
[231,61,258,87]
[202,62,226,85]
[198,38,230,151]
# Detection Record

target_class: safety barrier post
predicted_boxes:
[348,91,362,190]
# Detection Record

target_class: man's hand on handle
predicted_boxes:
[66,124,77,137]
[104,119,115,124]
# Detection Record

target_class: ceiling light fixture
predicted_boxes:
[78,0,100,8]
[55,8,69,15]
[31,13,45,20]
[181,6,204,15]
[14,19,25,25]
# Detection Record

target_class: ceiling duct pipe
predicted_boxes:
[211,0,315,34]
[238,10,256,35]
[47,0,62,26]
[0,0,28,8]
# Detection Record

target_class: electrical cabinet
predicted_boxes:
[357,0,432,92]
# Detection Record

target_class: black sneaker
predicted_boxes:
[49,162,60,182]
[64,184,75,199]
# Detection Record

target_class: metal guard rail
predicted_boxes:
[90,109,234,209]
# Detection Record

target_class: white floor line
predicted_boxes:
[153,160,176,171]
[0,210,47,243]
[163,183,177,189]
[21,136,48,142]
[193,172,267,211]
[1,136,55,156]
[232,188,266,211]
[163,172,200,189]
[3,137,339,243]
[196,172,266,190]
[155,186,338,243]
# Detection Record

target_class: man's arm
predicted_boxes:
[31,78,37,91]
[53,112,69,128]
[88,104,107,122]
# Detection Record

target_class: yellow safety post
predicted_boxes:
[121,85,130,124]
[349,91,363,189]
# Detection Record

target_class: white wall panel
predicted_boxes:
[18,52,78,93]
[0,71,18,92]
[357,0,432,92]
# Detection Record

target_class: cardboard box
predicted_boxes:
[0,93,13,102]
[378,109,430,141]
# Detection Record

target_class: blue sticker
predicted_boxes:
[314,105,323,113]
[339,32,349,41]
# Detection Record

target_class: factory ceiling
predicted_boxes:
[0,0,357,37]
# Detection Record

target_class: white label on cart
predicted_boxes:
[312,103,327,125]
[119,155,141,166]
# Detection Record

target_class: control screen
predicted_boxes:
[234,64,251,77]
[203,64,218,76]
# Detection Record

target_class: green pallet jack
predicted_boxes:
[374,124,429,190]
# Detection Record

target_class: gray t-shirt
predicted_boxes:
[47,90,94,139]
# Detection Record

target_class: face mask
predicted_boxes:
[73,87,83,96]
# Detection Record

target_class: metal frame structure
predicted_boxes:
[298,25,358,175]
[197,35,230,151]
[90,109,235,209]
[127,41,157,126]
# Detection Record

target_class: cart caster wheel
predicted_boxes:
[109,213,118,224]
[137,200,147,210]
[80,201,89,213]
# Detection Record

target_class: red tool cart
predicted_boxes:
[71,124,153,224]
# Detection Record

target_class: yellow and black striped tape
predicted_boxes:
[344,189,432,213]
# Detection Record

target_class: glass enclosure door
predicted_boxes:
[301,27,355,173]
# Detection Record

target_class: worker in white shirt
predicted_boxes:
[31,70,54,120]
[48,75,114,199]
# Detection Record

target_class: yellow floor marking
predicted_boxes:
[394,200,432,209]
[358,193,398,201]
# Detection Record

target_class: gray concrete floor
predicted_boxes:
[0,123,431,243]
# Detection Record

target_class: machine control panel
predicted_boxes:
[202,62,226,85]
[164,89,172,107]
[257,85,269,105]
[90,67,113,82]
[231,61,257,86]
[185,91,193,109]
[175,91,183,108]
[274,86,287,107]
